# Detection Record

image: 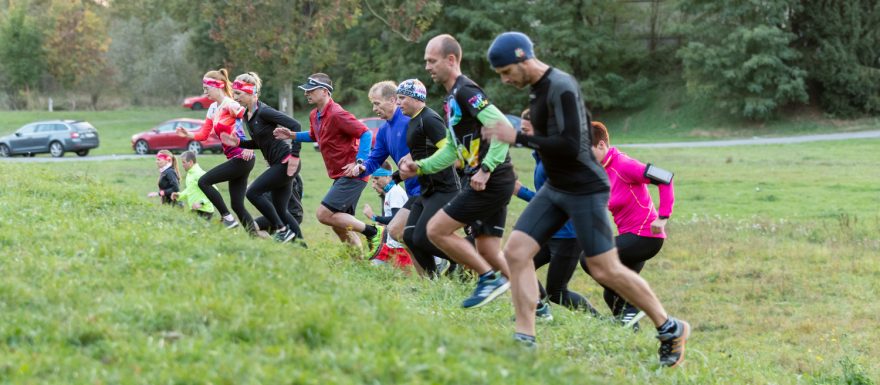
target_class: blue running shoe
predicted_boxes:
[462,273,510,308]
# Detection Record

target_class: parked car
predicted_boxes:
[183,94,213,110]
[131,118,221,155]
[0,120,99,157]
[313,117,383,151]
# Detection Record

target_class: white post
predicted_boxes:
[48,97,53,112]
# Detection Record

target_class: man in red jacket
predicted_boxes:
[274,73,382,257]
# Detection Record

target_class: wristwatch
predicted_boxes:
[480,164,491,173]
[356,159,364,166]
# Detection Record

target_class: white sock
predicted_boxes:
[223,214,234,221]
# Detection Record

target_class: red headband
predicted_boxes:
[232,80,255,95]
[203,78,225,89]
[156,153,172,161]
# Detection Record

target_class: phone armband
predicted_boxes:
[644,163,673,185]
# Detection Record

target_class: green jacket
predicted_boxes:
[177,164,215,213]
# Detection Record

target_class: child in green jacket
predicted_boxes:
[172,151,216,220]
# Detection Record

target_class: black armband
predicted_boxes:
[644,163,674,185]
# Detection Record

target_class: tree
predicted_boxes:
[43,0,111,109]
[677,0,807,119]
[0,4,46,109]
[792,0,880,117]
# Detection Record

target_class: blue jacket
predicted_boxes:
[362,108,420,197]
[518,151,576,239]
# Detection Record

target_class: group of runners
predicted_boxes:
[158,31,690,368]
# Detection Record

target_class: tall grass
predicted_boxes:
[1,137,878,383]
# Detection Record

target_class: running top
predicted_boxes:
[176,163,215,213]
[515,68,609,194]
[307,99,369,180]
[404,106,460,196]
[239,101,302,165]
[602,146,674,238]
[416,75,511,175]
[361,107,420,197]
[382,183,408,249]
[193,97,247,159]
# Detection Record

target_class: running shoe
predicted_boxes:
[462,273,510,308]
[222,216,239,229]
[273,228,296,243]
[536,301,553,322]
[657,317,690,368]
[366,225,386,259]
[621,307,645,332]
[434,258,451,277]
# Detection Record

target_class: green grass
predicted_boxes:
[1,139,878,384]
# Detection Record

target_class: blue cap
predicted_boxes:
[371,168,393,177]
[487,32,534,69]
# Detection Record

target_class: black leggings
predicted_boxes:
[403,190,458,275]
[199,157,255,229]
[581,233,664,316]
[255,172,304,230]
[247,163,302,239]
[535,238,598,314]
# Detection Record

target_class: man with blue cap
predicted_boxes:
[482,31,690,368]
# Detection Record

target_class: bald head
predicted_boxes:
[427,34,461,63]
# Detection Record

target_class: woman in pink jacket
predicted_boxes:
[586,121,675,330]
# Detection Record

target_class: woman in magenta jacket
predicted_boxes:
[585,121,675,329]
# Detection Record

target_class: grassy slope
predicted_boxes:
[1,139,878,384]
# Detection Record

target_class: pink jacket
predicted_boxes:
[601,147,674,238]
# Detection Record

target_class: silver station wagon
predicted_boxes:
[0,120,100,157]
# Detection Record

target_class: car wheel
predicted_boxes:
[187,140,203,154]
[135,140,149,155]
[49,141,64,157]
[76,149,89,157]
[0,144,9,157]
[191,102,203,111]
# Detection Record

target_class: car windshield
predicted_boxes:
[72,122,95,131]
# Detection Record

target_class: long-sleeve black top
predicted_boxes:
[239,101,302,165]
[158,167,179,205]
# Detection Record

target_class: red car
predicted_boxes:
[131,118,222,155]
[183,95,213,110]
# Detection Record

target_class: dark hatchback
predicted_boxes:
[0,120,99,157]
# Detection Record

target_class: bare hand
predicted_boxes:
[175,127,191,138]
[192,202,202,210]
[147,192,159,198]
[342,162,365,177]
[274,127,293,140]
[398,157,418,180]
[470,169,491,191]
[285,156,300,177]
[513,179,523,196]
[170,192,180,200]
[362,204,374,220]
[241,149,255,161]
[220,132,239,147]
[651,218,668,234]
[481,120,516,144]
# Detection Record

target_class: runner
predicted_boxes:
[513,108,598,316]
[399,35,515,308]
[171,150,216,220]
[484,31,689,367]
[273,73,381,257]
[342,81,417,251]
[584,121,675,330]
[176,69,255,230]
[148,150,179,206]
[394,79,461,277]
[221,72,304,244]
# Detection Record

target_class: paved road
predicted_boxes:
[3,130,879,163]
[620,130,880,148]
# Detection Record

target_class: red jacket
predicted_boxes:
[309,99,368,180]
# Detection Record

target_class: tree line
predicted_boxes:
[0,0,878,120]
